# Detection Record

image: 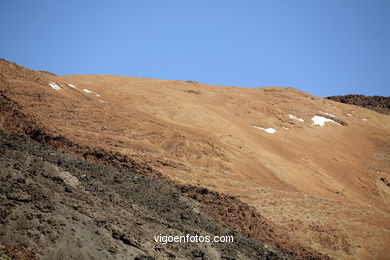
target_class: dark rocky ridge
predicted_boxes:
[0,130,292,260]
[326,94,390,115]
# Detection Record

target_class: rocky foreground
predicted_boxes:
[0,130,297,259]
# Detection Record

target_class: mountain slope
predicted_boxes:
[0,130,294,260]
[1,59,390,259]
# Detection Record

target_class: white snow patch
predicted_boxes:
[319,111,336,118]
[362,118,367,121]
[83,89,100,97]
[283,127,290,130]
[49,82,61,90]
[288,114,304,122]
[67,83,76,88]
[311,116,340,127]
[253,126,277,134]
[98,100,107,103]
[347,113,352,117]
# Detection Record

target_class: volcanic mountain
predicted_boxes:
[1,59,389,259]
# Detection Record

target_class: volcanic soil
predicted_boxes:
[1,59,390,259]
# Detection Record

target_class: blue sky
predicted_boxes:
[1,0,389,97]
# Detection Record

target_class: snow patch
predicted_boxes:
[311,116,340,127]
[283,127,290,130]
[83,89,100,97]
[362,118,367,121]
[67,83,76,88]
[253,126,277,134]
[288,114,304,122]
[49,82,61,90]
[347,113,352,117]
[319,111,336,118]
[98,100,107,103]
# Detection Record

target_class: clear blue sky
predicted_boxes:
[1,0,389,97]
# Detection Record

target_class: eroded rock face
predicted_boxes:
[327,94,390,115]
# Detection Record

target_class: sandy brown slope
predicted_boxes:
[1,59,390,259]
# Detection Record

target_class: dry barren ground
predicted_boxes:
[1,59,390,259]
